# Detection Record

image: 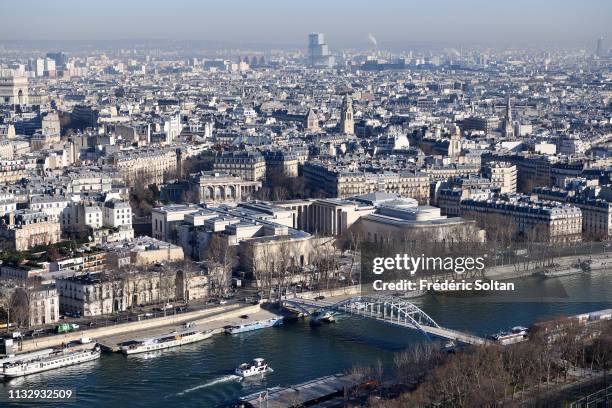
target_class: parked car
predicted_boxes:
[56,323,79,334]
[314,296,326,301]
[239,314,249,319]
[32,328,45,337]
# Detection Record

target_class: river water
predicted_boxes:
[2,270,612,407]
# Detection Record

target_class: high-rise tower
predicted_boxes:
[340,95,354,135]
[307,33,334,68]
[597,36,605,58]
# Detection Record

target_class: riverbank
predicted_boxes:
[98,307,280,352]
[2,271,610,408]
[485,252,612,281]
[17,303,264,353]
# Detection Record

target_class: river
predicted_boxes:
[2,269,611,407]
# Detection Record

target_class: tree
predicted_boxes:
[156,264,176,316]
[9,287,31,329]
[247,242,277,300]
[107,269,128,314]
[203,235,235,297]
[309,236,340,291]
[175,260,198,304]
[0,290,14,334]
[46,246,61,262]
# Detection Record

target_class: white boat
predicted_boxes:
[490,326,529,345]
[2,344,101,378]
[120,324,213,355]
[535,266,583,279]
[235,358,273,378]
[225,317,283,334]
[310,311,335,325]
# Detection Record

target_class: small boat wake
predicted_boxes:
[176,374,240,395]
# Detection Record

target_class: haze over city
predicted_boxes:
[2,0,612,48]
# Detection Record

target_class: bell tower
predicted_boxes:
[340,95,354,135]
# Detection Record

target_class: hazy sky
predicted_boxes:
[2,0,611,48]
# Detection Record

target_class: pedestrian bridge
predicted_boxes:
[283,295,487,345]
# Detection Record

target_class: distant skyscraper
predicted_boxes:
[46,51,68,70]
[596,36,605,58]
[308,33,334,68]
[340,95,354,135]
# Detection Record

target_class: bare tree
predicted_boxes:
[203,235,235,297]
[248,242,277,301]
[9,287,31,329]
[155,264,176,316]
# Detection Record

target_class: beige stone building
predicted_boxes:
[0,210,61,251]
[101,237,185,269]
[189,172,261,204]
[57,267,206,317]
[422,164,481,181]
[238,234,323,286]
[109,147,179,185]
[29,284,60,326]
[461,196,582,243]
[303,162,430,202]
[277,198,375,236]
[0,160,31,184]
[569,197,612,239]
[262,150,299,178]
[482,161,517,194]
[214,151,266,181]
[358,205,485,244]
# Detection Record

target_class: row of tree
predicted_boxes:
[364,319,612,407]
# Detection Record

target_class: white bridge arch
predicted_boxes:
[283,295,486,345]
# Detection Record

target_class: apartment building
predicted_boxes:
[0,210,62,251]
[214,151,266,181]
[482,161,517,194]
[460,196,582,243]
[56,269,207,317]
[303,162,430,202]
[29,284,60,326]
[108,147,179,185]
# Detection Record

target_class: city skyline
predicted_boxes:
[2,0,611,48]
